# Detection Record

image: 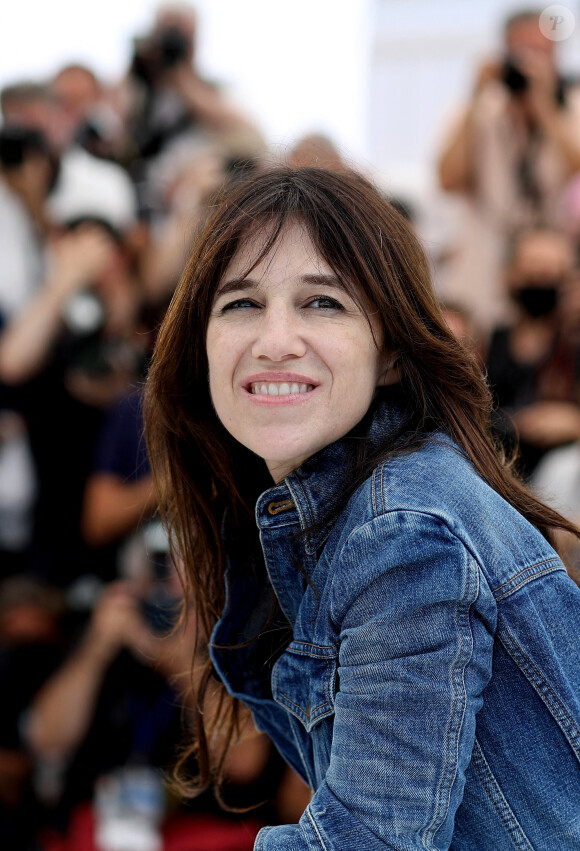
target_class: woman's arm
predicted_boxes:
[437,61,499,193]
[437,107,477,193]
[81,473,156,546]
[256,513,497,850]
[520,51,580,175]
[26,580,195,759]
[25,583,132,759]
[0,227,115,385]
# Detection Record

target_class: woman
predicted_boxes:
[144,167,580,850]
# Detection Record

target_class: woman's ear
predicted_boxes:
[377,351,401,387]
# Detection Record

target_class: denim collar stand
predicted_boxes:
[255,396,406,561]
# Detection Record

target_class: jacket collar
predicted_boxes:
[255,392,407,555]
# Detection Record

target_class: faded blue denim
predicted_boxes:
[210,400,580,849]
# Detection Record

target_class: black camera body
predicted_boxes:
[501,58,528,95]
[131,25,190,86]
[0,126,49,169]
[157,26,190,69]
[501,57,567,107]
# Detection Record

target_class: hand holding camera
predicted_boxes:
[498,45,563,119]
[130,23,193,88]
[50,225,117,302]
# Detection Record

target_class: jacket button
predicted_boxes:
[267,499,294,515]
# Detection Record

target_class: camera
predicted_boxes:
[501,58,528,95]
[139,520,179,635]
[157,26,190,69]
[501,57,567,106]
[0,126,49,169]
[62,290,106,337]
[130,25,190,86]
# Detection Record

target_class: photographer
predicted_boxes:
[121,3,264,221]
[0,126,58,571]
[0,126,56,322]
[25,578,308,850]
[436,8,580,336]
[0,204,149,588]
[24,579,192,842]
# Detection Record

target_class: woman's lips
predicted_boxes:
[249,381,314,396]
[243,372,318,400]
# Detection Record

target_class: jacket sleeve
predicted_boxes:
[254,511,497,850]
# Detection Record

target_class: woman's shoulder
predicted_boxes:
[349,434,477,521]
[330,435,558,588]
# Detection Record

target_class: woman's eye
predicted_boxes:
[220,298,260,313]
[308,296,344,311]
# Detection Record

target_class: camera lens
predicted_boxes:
[501,59,528,94]
[0,127,48,168]
[158,27,189,68]
[62,291,106,336]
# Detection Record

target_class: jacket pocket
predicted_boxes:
[272,639,338,733]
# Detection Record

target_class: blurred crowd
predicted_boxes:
[0,4,313,849]
[1,3,580,849]
[435,8,580,574]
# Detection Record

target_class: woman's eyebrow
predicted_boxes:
[215,273,344,299]
[214,277,257,298]
[301,274,344,289]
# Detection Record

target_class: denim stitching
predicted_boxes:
[273,648,337,726]
[470,738,534,850]
[425,552,478,845]
[380,461,386,513]
[276,691,330,718]
[492,564,564,603]
[491,558,561,593]
[288,641,340,656]
[491,558,564,600]
[276,665,337,723]
[287,477,316,555]
[322,657,335,716]
[288,477,314,526]
[499,625,580,760]
[371,465,380,516]
[263,528,293,620]
[288,715,317,790]
[326,655,337,708]
[306,805,328,850]
[372,462,387,516]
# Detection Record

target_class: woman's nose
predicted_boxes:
[251,307,307,361]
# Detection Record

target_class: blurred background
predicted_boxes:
[3,0,579,185]
[2,1,580,849]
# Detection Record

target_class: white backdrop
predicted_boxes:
[2,1,580,183]
[0,0,372,164]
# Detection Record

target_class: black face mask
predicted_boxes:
[513,285,559,318]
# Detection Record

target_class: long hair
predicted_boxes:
[144,165,579,797]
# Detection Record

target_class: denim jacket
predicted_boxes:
[210,400,580,850]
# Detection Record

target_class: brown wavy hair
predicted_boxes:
[144,166,579,798]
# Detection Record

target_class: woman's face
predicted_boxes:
[206,223,396,482]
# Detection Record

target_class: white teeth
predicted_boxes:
[250,382,314,396]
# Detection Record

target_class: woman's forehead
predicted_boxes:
[221,220,333,283]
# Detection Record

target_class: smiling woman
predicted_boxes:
[144,166,580,850]
[206,223,397,481]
